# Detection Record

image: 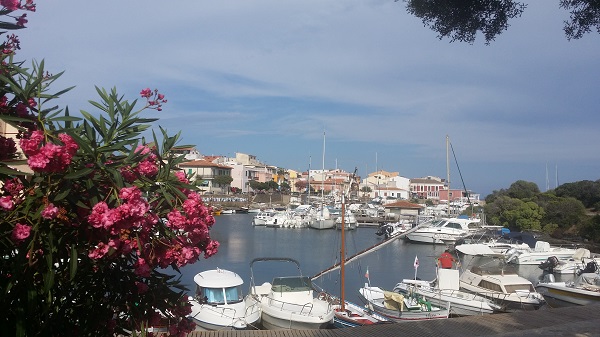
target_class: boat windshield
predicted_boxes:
[271,276,312,292]
[504,284,535,293]
[197,286,243,305]
[430,220,446,228]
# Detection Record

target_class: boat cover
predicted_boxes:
[383,291,405,311]
[574,273,600,290]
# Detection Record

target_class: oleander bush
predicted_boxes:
[0,2,218,336]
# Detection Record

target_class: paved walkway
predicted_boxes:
[189,303,600,337]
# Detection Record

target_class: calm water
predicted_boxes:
[178,213,574,306]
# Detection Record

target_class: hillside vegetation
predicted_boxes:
[484,180,600,245]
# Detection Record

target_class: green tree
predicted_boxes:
[507,180,540,200]
[554,179,600,208]
[400,0,600,44]
[485,196,544,231]
[542,197,586,229]
[213,174,233,192]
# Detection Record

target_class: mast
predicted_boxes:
[321,131,325,216]
[446,135,450,216]
[340,192,346,312]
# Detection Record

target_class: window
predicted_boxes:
[479,280,502,292]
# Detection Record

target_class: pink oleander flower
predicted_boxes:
[11,223,31,243]
[135,281,149,294]
[0,136,17,160]
[204,240,219,258]
[0,195,14,210]
[134,258,151,277]
[119,186,141,201]
[1,0,19,11]
[19,129,44,155]
[88,242,110,259]
[136,159,158,177]
[140,88,152,98]
[41,203,59,219]
[174,171,188,183]
[3,178,24,196]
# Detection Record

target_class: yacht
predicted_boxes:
[459,262,546,311]
[405,217,481,244]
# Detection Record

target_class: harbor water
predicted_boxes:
[178,213,574,308]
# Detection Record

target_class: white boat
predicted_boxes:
[459,262,546,311]
[188,268,262,330]
[309,206,336,230]
[505,241,578,265]
[455,231,536,255]
[376,221,412,239]
[536,273,600,306]
[335,212,357,230]
[394,267,505,316]
[358,284,450,322]
[405,217,481,244]
[249,257,334,330]
[251,210,276,226]
[539,248,600,274]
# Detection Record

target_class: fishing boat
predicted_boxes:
[188,268,262,330]
[393,267,505,316]
[249,257,334,330]
[358,284,450,322]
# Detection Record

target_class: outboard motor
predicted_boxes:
[541,273,556,283]
[577,260,598,276]
[505,248,520,263]
[539,256,559,272]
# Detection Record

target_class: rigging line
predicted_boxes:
[449,141,471,205]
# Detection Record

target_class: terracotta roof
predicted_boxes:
[179,160,232,169]
[384,200,423,209]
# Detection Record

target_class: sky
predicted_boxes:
[14,1,600,197]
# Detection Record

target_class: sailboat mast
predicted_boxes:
[321,131,325,215]
[446,135,450,216]
[340,193,346,311]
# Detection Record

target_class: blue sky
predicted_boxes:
[16,1,600,197]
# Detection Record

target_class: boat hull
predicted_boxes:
[259,305,333,330]
[310,219,335,230]
[536,282,600,306]
[393,283,499,316]
[358,286,449,322]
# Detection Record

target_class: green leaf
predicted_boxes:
[64,167,94,180]
[70,246,78,280]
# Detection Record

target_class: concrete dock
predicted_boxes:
[189,303,600,337]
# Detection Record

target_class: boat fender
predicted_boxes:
[418,298,432,311]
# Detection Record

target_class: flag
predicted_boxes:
[365,267,369,279]
[414,255,419,269]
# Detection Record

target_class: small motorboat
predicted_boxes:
[249,257,334,330]
[188,268,261,330]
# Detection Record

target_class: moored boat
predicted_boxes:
[358,284,450,322]
[394,267,505,316]
[249,257,334,330]
[188,268,261,330]
[536,273,600,306]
